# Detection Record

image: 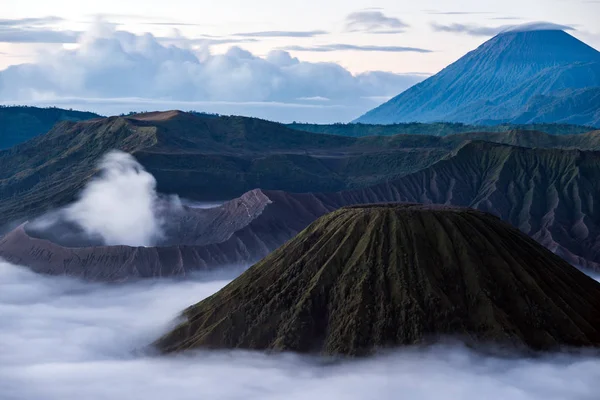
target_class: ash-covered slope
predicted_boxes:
[0,189,321,281]
[156,204,600,356]
[357,29,600,126]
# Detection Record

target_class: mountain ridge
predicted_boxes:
[0,106,101,149]
[3,140,600,280]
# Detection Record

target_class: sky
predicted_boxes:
[1,0,599,122]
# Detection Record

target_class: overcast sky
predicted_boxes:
[1,0,599,121]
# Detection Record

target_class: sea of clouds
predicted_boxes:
[0,258,599,400]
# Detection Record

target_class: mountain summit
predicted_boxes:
[356,29,600,126]
[156,204,600,356]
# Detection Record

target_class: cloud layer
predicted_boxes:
[280,44,431,53]
[0,259,599,400]
[0,24,427,122]
[344,11,409,34]
[0,16,80,44]
[431,21,575,37]
[233,30,329,38]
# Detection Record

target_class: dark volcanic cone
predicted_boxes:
[155,204,600,356]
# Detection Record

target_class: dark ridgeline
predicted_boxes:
[2,109,600,228]
[155,204,600,356]
[0,106,101,149]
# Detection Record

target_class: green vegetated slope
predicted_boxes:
[287,122,594,138]
[0,111,448,224]
[0,117,158,224]
[0,106,101,149]
[2,110,600,228]
[156,204,600,356]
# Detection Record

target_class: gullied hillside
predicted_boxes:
[356,30,600,126]
[293,141,600,269]
[156,204,600,355]
[165,140,600,271]
[0,106,101,149]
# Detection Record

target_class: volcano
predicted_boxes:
[155,204,600,356]
[356,28,600,126]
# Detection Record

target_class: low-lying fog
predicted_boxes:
[1,259,599,400]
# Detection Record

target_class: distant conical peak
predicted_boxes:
[355,22,600,126]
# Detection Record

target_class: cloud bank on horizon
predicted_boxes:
[0,23,428,123]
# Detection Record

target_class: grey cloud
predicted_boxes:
[368,29,410,35]
[0,28,80,43]
[281,44,432,53]
[431,21,575,37]
[489,17,523,21]
[430,23,506,36]
[142,21,209,27]
[424,10,495,15]
[0,16,79,43]
[345,11,409,33]
[0,16,64,27]
[233,30,329,38]
[505,22,576,32]
[159,36,259,45]
[91,13,212,27]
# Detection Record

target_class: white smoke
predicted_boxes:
[64,150,165,246]
[0,258,598,400]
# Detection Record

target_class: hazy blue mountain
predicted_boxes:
[356,30,600,127]
[0,106,101,149]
